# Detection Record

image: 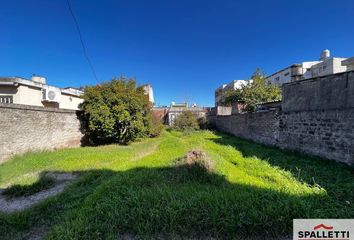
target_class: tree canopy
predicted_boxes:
[79,77,155,144]
[220,68,282,112]
[174,111,200,131]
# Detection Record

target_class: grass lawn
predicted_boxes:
[0,130,353,239]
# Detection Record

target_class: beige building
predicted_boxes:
[266,50,354,85]
[0,75,83,110]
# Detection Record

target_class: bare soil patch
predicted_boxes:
[0,172,77,213]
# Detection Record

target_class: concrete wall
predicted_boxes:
[282,71,354,112]
[19,85,44,106]
[60,93,84,110]
[208,71,354,165]
[0,104,83,163]
[216,106,232,115]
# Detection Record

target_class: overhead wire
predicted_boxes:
[66,0,99,83]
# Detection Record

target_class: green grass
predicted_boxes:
[2,176,55,199]
[0,130,353,239]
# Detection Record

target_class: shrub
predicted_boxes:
[174,111,200,131]
[148,114,164,137]
[79,78,152,144]
[197,116,209,129]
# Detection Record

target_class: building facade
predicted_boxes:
[342,57,354,71]
[0,76,83,110]
[215,80,249,106]
[152,102,207,126]
[266,50,353,85]
[142,84,154,106]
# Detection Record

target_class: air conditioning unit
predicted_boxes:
[42,87,61,103]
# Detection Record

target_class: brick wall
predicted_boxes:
[0,104,83,163]
[152,107,169,123]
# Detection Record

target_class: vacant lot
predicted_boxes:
[0,130,353,239]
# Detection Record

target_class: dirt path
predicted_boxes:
[0,172,77,213]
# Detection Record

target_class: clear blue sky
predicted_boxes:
[1,0,354,106]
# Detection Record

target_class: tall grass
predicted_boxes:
[0,130,353,239]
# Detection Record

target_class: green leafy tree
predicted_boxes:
[220,68,281,112]
[79,77,153,144]
[241,68,282,112]
[174,111,200,131]
[220,89,243,106]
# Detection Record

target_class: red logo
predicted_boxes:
[313,224,333,230]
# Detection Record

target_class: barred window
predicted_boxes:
[0,96,13,104]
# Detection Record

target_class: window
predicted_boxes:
[323,65,327,70]
[0,96,13,104]
[284,72,289,76]
[275,76,280,82]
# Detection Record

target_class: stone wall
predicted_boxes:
[209,109,354,165]
[0,104,83,163]
[208,71,354,165]
[279,108,354,164]
[208,111,279,146]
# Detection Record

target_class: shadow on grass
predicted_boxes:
[1,160,352,240]
[209,131,354,204]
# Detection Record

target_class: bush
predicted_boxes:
[148,114,164,137]
[79,78,152,145]
[174,111,200,131]
[197,117,209,129]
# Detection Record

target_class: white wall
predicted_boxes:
[15,85,43,106]
[332,58,347,74]
[60,94,83,110]
[311,58,347,78]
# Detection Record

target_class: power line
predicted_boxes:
[66,0,99,83]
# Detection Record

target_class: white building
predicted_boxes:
[142,84,154,105]
[266,50,353,85]
[215,80,249,106]
[167,102,206,126]
[342,57,354,72]
[0,75,83,110]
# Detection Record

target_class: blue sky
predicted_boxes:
[1,0,354,106]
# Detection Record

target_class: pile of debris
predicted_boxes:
[178,150,214,172]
